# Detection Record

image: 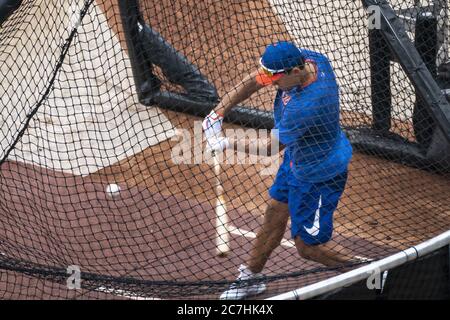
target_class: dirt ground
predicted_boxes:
[91,109,450,251]
[1,107,447,299]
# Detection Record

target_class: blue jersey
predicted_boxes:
[273,49,352,183]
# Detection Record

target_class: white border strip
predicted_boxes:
[229,226,296,248]
[266,229,450,300]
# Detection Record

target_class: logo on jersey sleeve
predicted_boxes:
[281,92,291,105]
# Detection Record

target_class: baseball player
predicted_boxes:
[203,41,365,300]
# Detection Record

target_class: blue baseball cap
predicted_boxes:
[260,41,304,72]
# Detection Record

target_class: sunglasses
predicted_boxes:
[259,58,294,77]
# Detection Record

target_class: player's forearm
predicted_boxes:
[214,71,262,116]
[231,136,284,156]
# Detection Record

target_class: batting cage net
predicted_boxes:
[0,0,449,299]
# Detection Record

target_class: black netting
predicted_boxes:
[313,245,450,300]
[0,0,449,299]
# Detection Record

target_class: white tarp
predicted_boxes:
[1,0,175,176]
[268,0,427,121]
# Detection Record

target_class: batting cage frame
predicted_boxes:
[0,0,449,300]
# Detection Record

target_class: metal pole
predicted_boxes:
[266,230,450,300]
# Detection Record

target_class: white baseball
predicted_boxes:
[106,183,121,197]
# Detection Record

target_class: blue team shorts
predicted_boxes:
[269,157,348,245]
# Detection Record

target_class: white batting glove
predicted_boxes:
[205,135,230,154]
[202,110,224,139]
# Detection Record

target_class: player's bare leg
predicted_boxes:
[220,198,288,299]
[295,236,368,267]
[247,198,290,273]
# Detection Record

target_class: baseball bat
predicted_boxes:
[212,150,230,257]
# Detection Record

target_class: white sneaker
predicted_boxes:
[220,265,267,300]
